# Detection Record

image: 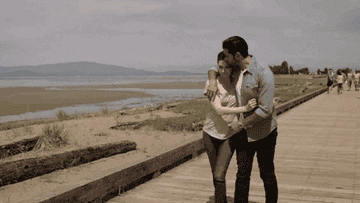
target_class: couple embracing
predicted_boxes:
[203,36,278,203]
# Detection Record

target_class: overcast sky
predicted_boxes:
[1,0,360,72]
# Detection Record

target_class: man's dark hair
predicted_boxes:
[217,51,225,62]
[222,36,248,58]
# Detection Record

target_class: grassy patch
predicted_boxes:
[56,109,70,121]
[33,123,69,151]
[101,107,110,115]
[117,99,212,132]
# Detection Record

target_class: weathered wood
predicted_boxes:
[110,121,147,130]
[0,136,39,158]
[276,87,327,115]
[0,140,136,187]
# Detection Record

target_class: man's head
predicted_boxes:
[222,36,248,66]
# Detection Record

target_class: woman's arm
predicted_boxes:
[210,96,257,115]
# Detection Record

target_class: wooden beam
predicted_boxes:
[0,141,136,187]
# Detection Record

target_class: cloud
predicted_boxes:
[178,0,232,6]
[78,0,168,14]
[282,29,308,38]
[184,29,215,35]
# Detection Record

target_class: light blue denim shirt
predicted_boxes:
[209,56,277,141]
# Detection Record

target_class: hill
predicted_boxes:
[0,62,206,77]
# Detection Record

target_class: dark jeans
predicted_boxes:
[233,128,278,203]
[348,79,352,90]
[203,131,237,203]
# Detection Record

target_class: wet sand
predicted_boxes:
[61,81,206,89]
[0,81,206,117]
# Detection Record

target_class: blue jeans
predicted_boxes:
[233,128,278,203]
[203,131,237,203]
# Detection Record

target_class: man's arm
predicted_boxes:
[206,69,220,102]
[242,68,275,128]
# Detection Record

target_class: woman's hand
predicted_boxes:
[245,98,257,111]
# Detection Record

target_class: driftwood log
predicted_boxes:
[0,140,136,187]
[0,136,39,158]
[111,119,204,131]
[110,121,146,130]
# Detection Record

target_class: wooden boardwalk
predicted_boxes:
[107,89,360,203]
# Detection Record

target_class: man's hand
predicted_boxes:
[206,80,219,102]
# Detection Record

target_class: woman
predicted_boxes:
[347,70,354,91]
[327,69,334,94]
[203,51,257,203]
[336,70,344,94]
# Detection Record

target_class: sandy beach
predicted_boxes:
[0,81,206,117]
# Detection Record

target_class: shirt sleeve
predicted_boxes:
[254,67,275,118]
[209,66,218,72]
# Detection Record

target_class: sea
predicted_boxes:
[0,75,208,123]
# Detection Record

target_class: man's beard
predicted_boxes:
[229,64,241,72]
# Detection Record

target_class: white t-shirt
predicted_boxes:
[203,79,238,140]
[337,74,344,84]
[354,73,360,82]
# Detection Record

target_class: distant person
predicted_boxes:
[327,69,335,94]
[206,36,278,203]
[336,70,344,94]
[346,69,354,91]
[354,70,360,91]
[203,51,257,203]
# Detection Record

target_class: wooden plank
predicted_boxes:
[10,138,204,203]
[0,141,136,187]
[0,136,39,158]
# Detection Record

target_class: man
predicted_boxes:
[206,36,278,203]
[355,70,360,91]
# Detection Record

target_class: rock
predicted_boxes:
[182,110,193,115]
[306,82,312,85]
[300,86,308,93]
[192,121,204,131]
[273,97,281,103]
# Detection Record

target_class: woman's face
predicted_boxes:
[218,60,231,77]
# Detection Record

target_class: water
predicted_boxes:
[0,75,207,123]
[0,75,206,87]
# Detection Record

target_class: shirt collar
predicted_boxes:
[243,55,255,75]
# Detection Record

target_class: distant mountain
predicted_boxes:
[161,71,204,75]
[0,62,206,77]
[0,70,48,77]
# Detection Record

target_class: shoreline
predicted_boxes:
[0,81,206,118]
